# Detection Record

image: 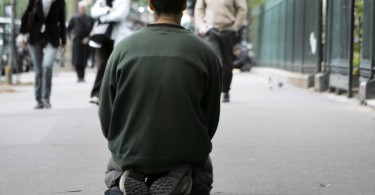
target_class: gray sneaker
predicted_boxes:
[149,164,192,195]
[119,169,148,195]
[34,102,44,109]
[43,101,52,109]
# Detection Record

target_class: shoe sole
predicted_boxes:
[89,100,99,105]
[149,165,192,195]
[43,104,51,109]
[120,170,148,195]
[42,101,51,109]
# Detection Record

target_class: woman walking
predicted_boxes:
[18,0,66,109]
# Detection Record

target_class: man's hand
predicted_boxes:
[82,37,90,44]
[17,34,27,47]
[199,26,208,37]
[60,45,66,53]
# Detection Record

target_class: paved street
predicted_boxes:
[0,69,374,195]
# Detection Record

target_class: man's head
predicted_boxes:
[233,44,243,57]
[149,0,187,16]
[78,1,88,15]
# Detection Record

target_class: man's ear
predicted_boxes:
[148,0,155,11]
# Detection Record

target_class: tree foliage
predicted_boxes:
[0,0,28,18]
[0,0,80,20]
[248,0,266,8]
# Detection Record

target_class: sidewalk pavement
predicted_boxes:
[0,70,375,195]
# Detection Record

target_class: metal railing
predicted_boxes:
[325,0,355,97]
[253,0,322,75]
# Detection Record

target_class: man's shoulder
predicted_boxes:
[115,28,217,58]
[117,27,191,46]
[179,32,212,50]
[111,30,147,58]
[187,35,219,58]
[115,29,146,48]
[71,14,80,19]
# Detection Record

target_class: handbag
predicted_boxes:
[89,20,114,48]
[88,0,115,48]
[26,0,39,32]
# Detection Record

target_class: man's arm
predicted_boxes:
[233,0,248,31]
[99,0,130,23]
[203,57,222,139]
[59,1,67,48]
[66,16,76,40]
[98,53,118,139]
[91,0,111,19]
[194,0,208,36]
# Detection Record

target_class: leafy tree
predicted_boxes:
[248,0,266,8]
[0,0,28,18]
[353,0,362,74]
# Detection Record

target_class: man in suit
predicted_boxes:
[67,1,94,82]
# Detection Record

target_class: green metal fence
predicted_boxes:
[325,0,355,97]
[249,0,375,98]
[255,0,322,74]
[359,0,375,99]
[361,0,375,81]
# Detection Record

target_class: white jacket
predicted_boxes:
[91,0,132,46]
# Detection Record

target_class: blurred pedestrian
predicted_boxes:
[18,0,66,109]
[67,1,94,82]
[233,44,251,72]
[88,0,132,104]
[195,0,247,102]
[99,0,221,194]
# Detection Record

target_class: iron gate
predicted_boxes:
[325,0,355,97]
[256,0,322,75]
[359,0,375,99]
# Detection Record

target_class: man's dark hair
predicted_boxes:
[150,0,186,15]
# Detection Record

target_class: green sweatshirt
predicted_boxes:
[99,25,222,174]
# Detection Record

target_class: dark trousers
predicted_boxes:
[90,40,114,97]
[104,158,213,195]
[191,157,213,195]
[89,46,96,68]
[205,29,236,93]
[76,66,85,80]
[72,40,90,80]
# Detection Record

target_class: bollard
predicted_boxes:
[5,65,12,85]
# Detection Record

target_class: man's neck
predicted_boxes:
[154,14,181,26]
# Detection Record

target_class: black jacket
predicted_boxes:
[20,0,66,47]
[67,14,94,41]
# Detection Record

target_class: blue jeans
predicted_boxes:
[104,187,122,195]
[28,43,58,103]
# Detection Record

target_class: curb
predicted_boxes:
[251,67,375,111]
